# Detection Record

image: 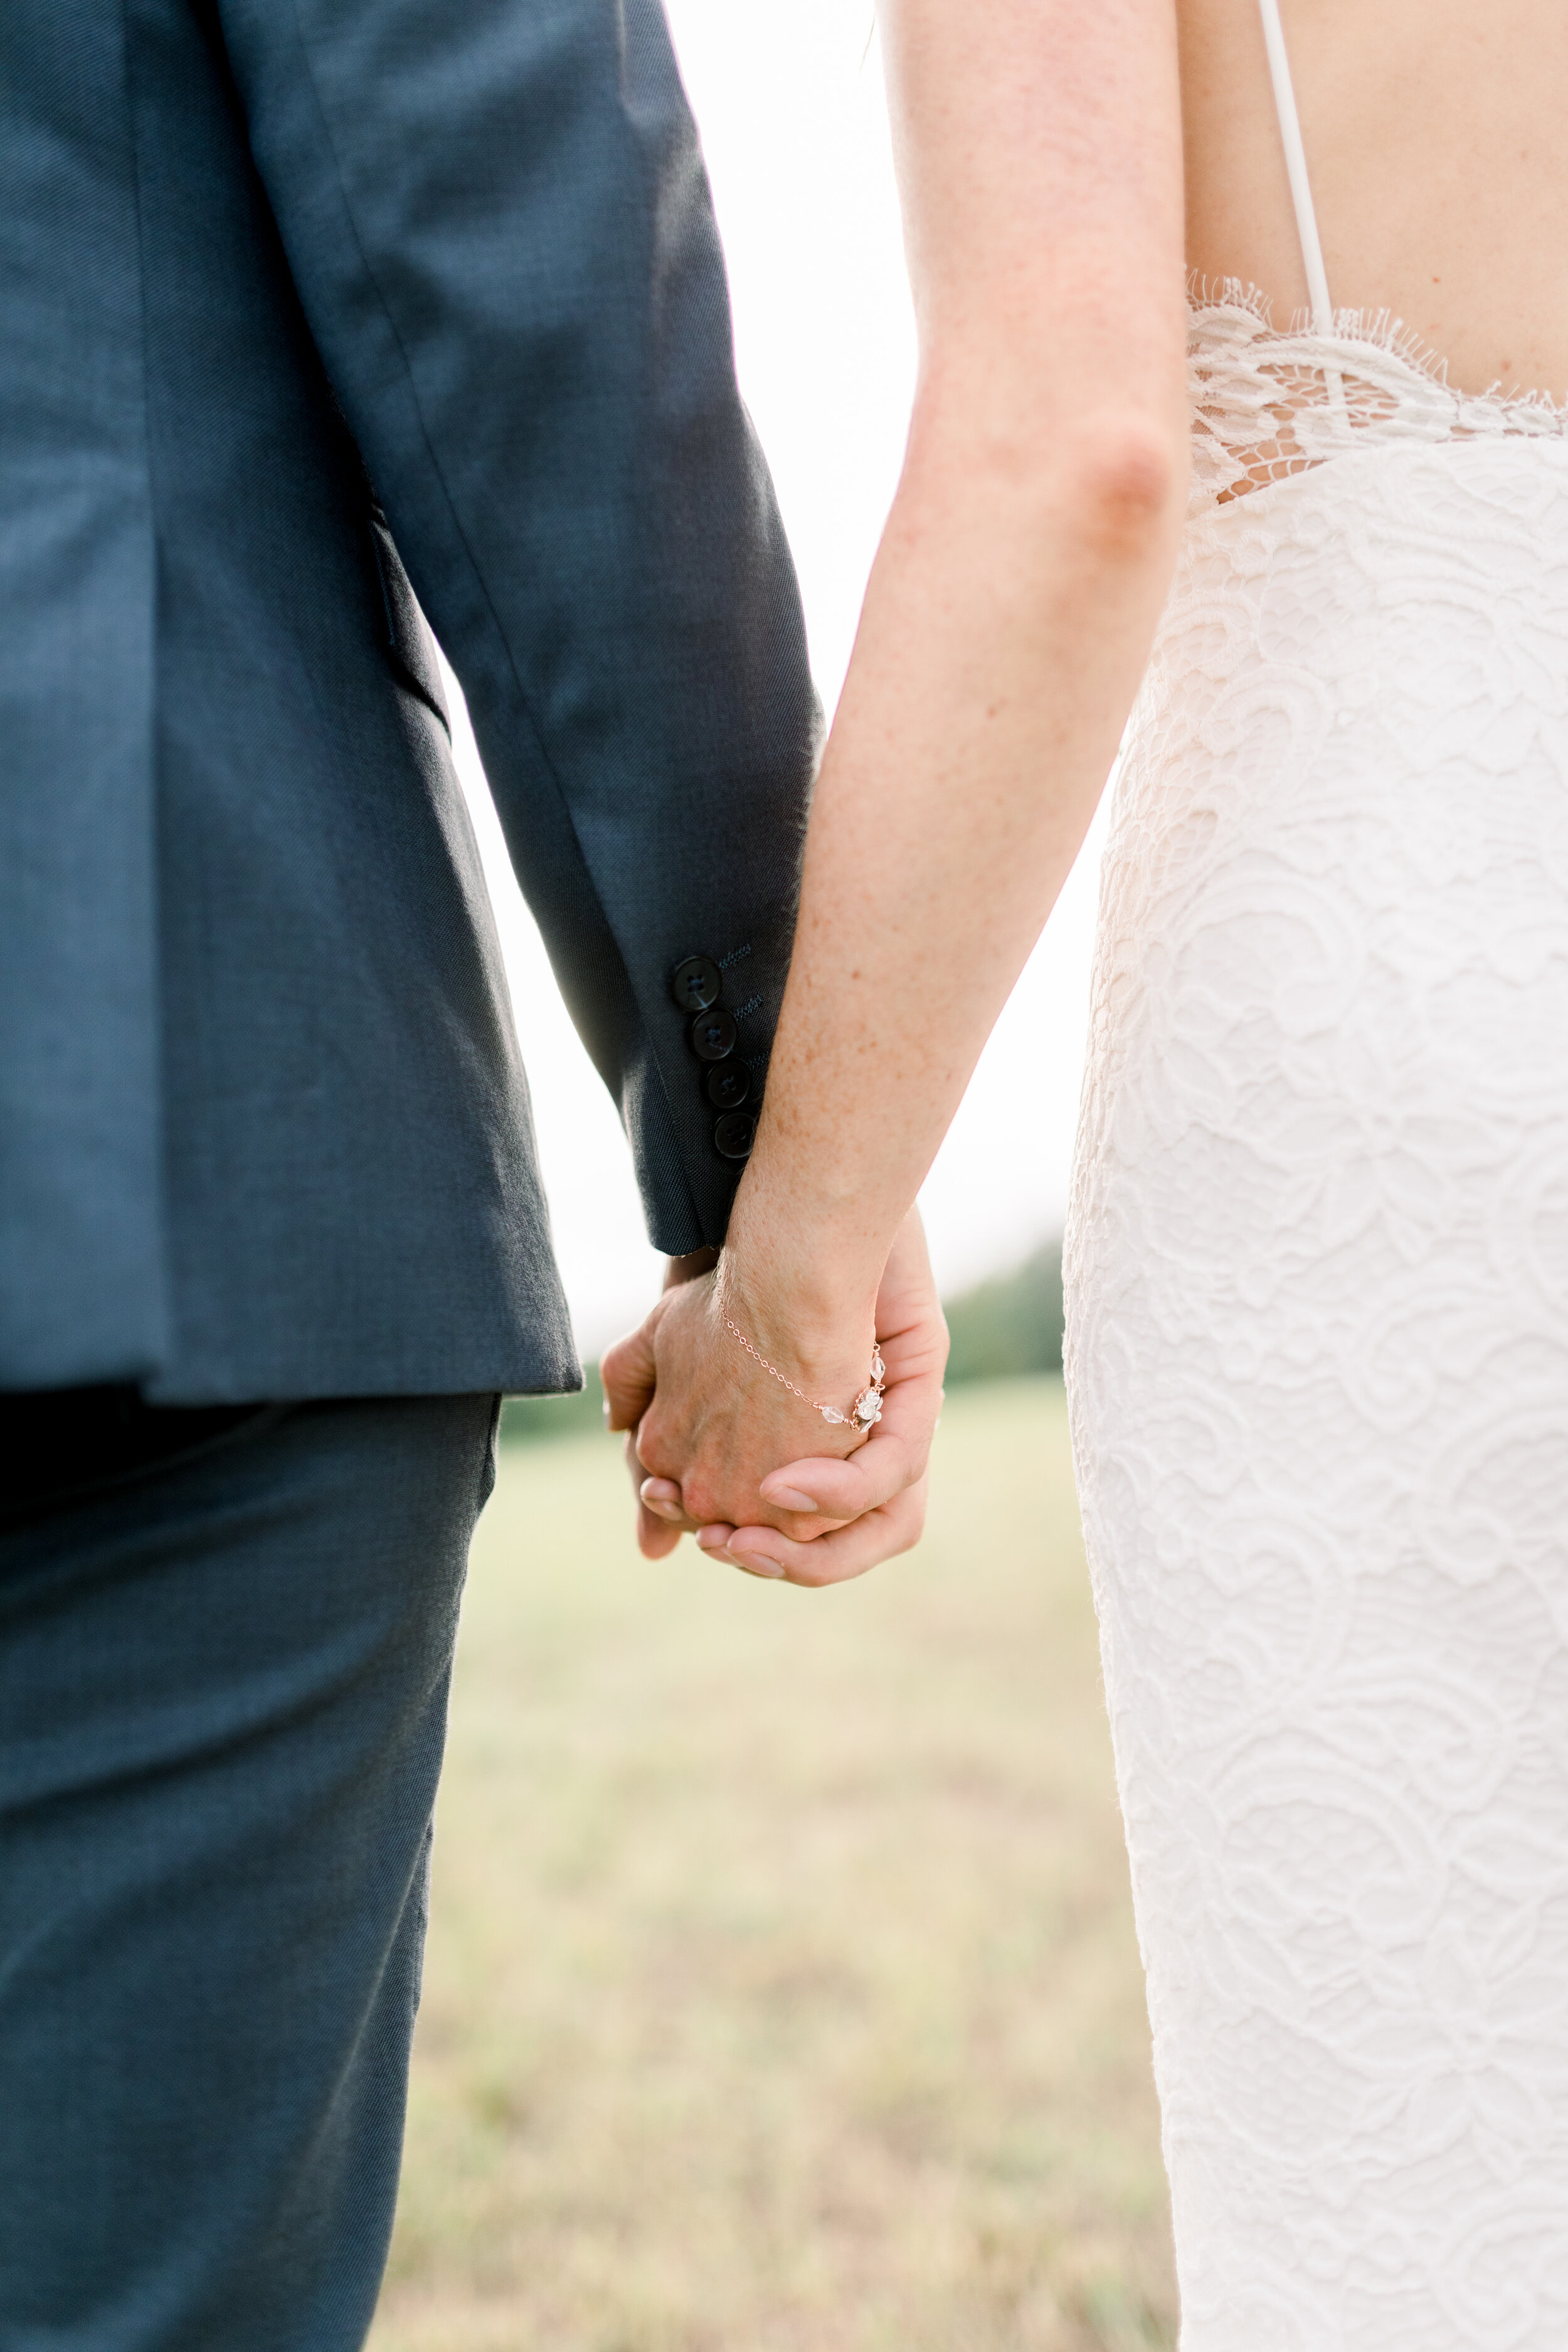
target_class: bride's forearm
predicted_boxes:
[723,400,1187,1353]
[718,0,1189,1367]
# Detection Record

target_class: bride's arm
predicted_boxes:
[610,0,1189,1570]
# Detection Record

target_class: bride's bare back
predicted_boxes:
[1181,0,1568,399]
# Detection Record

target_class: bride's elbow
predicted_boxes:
[904,395,1187,582]
[1047,412,1187,565]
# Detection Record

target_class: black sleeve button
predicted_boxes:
[705,1062,751,1111]
[713,1111,756,1160]
[670,955,723,1014]
[689,1006,738,1062]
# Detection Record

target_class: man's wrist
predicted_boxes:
[664,1247,719,1291]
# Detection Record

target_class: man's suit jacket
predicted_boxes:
[0,0,817,1402]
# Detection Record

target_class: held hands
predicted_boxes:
[600,1209,947,1587]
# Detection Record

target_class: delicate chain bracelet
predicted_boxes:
[724,1318,886,1431]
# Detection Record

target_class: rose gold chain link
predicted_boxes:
[723,1317,886,1431]
[724,1317,822,1407]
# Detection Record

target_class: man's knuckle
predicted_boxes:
[635,1424,672,1477]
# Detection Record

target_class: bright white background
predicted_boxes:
[449,0,1108,1358]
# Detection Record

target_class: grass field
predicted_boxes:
[369,1379,1176,2352]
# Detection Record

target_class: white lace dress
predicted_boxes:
[1063,18,1568,2347]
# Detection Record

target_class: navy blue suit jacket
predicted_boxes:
[0,0,818,1401]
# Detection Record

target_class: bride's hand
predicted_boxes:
[694,1210,948,1586]
[600,1208,947,1583]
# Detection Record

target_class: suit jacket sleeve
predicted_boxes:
[210,0,820,1255]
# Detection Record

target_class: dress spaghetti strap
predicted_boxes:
[1255,0,1344,406]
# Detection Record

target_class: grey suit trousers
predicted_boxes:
[0,1390,499,2350]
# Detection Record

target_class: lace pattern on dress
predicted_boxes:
[1069,425,1568,2345]
[1189,277,1568,510]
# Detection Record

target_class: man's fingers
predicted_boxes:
[637,1502,684,1559]
[600,1317,659,1433]
[622,1431,686,1557]
[640,1475,693,1526]
[699,1476,929,1589]
[605,1300,672,1556]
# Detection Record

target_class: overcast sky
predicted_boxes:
[449,0,1107,1358]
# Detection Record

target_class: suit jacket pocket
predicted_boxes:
[369,511,451,736]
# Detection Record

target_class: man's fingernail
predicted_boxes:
[764,1486,818,1513]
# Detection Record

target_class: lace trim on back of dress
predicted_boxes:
[1189,280,1568,512]
[1191,0,1568,512]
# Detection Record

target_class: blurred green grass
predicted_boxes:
[371,1378,1175,2352]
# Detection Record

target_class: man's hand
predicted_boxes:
[605,1246,716,1560]
[600,1209,947,1586]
